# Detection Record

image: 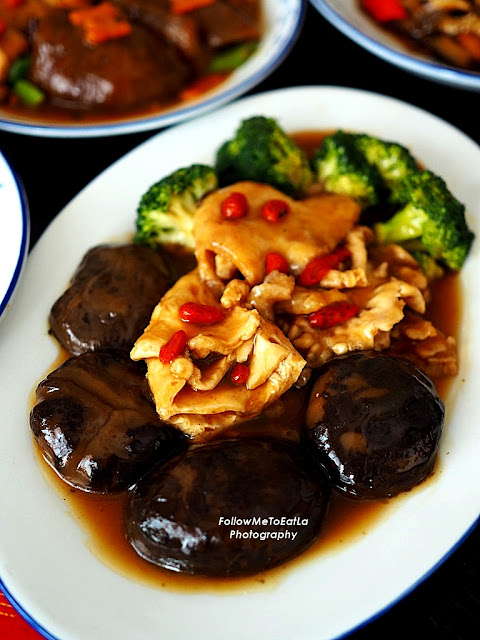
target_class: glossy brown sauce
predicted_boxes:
[32,130,462,593]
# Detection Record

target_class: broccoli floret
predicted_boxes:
[352,133,418,202]
[215,116,314,197]
[412,251,445,281]
[374,170,475,271]
[311,130,385,208]
[134,164,218,250]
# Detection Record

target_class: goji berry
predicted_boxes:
[231,362,249,385]
[159,330,188,364]
[265,252,289,275]
[261,199,290,222]
[308,301,360,328]
[179,302,224,324]
[298,247,351,287]
[221,192,249,219]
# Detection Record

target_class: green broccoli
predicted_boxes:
[311,130,385,208]
[352,133,418,203]
[412,251,445,281]
[134,164,218,250]
[215,116,314,197]
[374,170,475,271]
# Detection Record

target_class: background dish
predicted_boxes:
[0,0,306,139]
[0,86,479,640]
[0,148,29,324]
[310,0,480,91]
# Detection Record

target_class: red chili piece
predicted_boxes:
[362,0,407,22]
[221,192,249,220]
[179,302,224,324]
[231,362,249,385]
[265,252,289,275]
[298,247,351,287]
[159,330,188,364]
[308,301,360,329]
[261,199,290,223]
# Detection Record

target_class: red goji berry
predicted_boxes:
[231,362,249,385]
[159,330,188,364]
[298,247,351,287]
[221,192,249,219]
[265,252,289,275]
[179,302,224,324]
[308,301,360,328]
[261,199,290,223]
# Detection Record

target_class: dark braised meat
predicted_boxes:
[49,243,170,356]
[112,0,261,67]
[125,438,330,577]
[29,9,192,110]
[30,350,186,493]
[112,0,206,68]
[190,0,261,48]
[305,351,445,500]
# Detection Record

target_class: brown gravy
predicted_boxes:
[31,130,462,593]
[33,272,461,595]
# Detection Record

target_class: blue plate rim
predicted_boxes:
[0,154,30,321]
[1,513,478,639]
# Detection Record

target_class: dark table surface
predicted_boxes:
[1,3,479,639]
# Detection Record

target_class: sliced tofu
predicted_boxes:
[194,181,361,295]
[131,269,305,438]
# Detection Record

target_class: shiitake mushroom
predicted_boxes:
[125,438,330,577]
[30,349,186,493]
[49,244,171,356]
[305,351,445,499]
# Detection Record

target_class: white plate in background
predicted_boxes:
[0,86,478,640]
[311,0,480,91]
[0,0,306,138]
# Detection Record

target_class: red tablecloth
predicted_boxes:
[0,590,44,639]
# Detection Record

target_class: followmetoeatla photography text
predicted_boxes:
[218,516,310,542]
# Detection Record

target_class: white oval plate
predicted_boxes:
[0,86,479,640]
[310,0,480,92]
[0,0,306,138]
[0,149,29,323]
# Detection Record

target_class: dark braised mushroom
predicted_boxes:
[49,244,171,356]
[30,350,186,493]
[125,438,330,577]
[30,9,193,110]
[305,351,445,500]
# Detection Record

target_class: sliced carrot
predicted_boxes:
[170,0,216,15]
[69,1,132,45]
[362,0,406,22]
[83,20,132,44]
[180,72,227,100]
[458,32,480,61]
